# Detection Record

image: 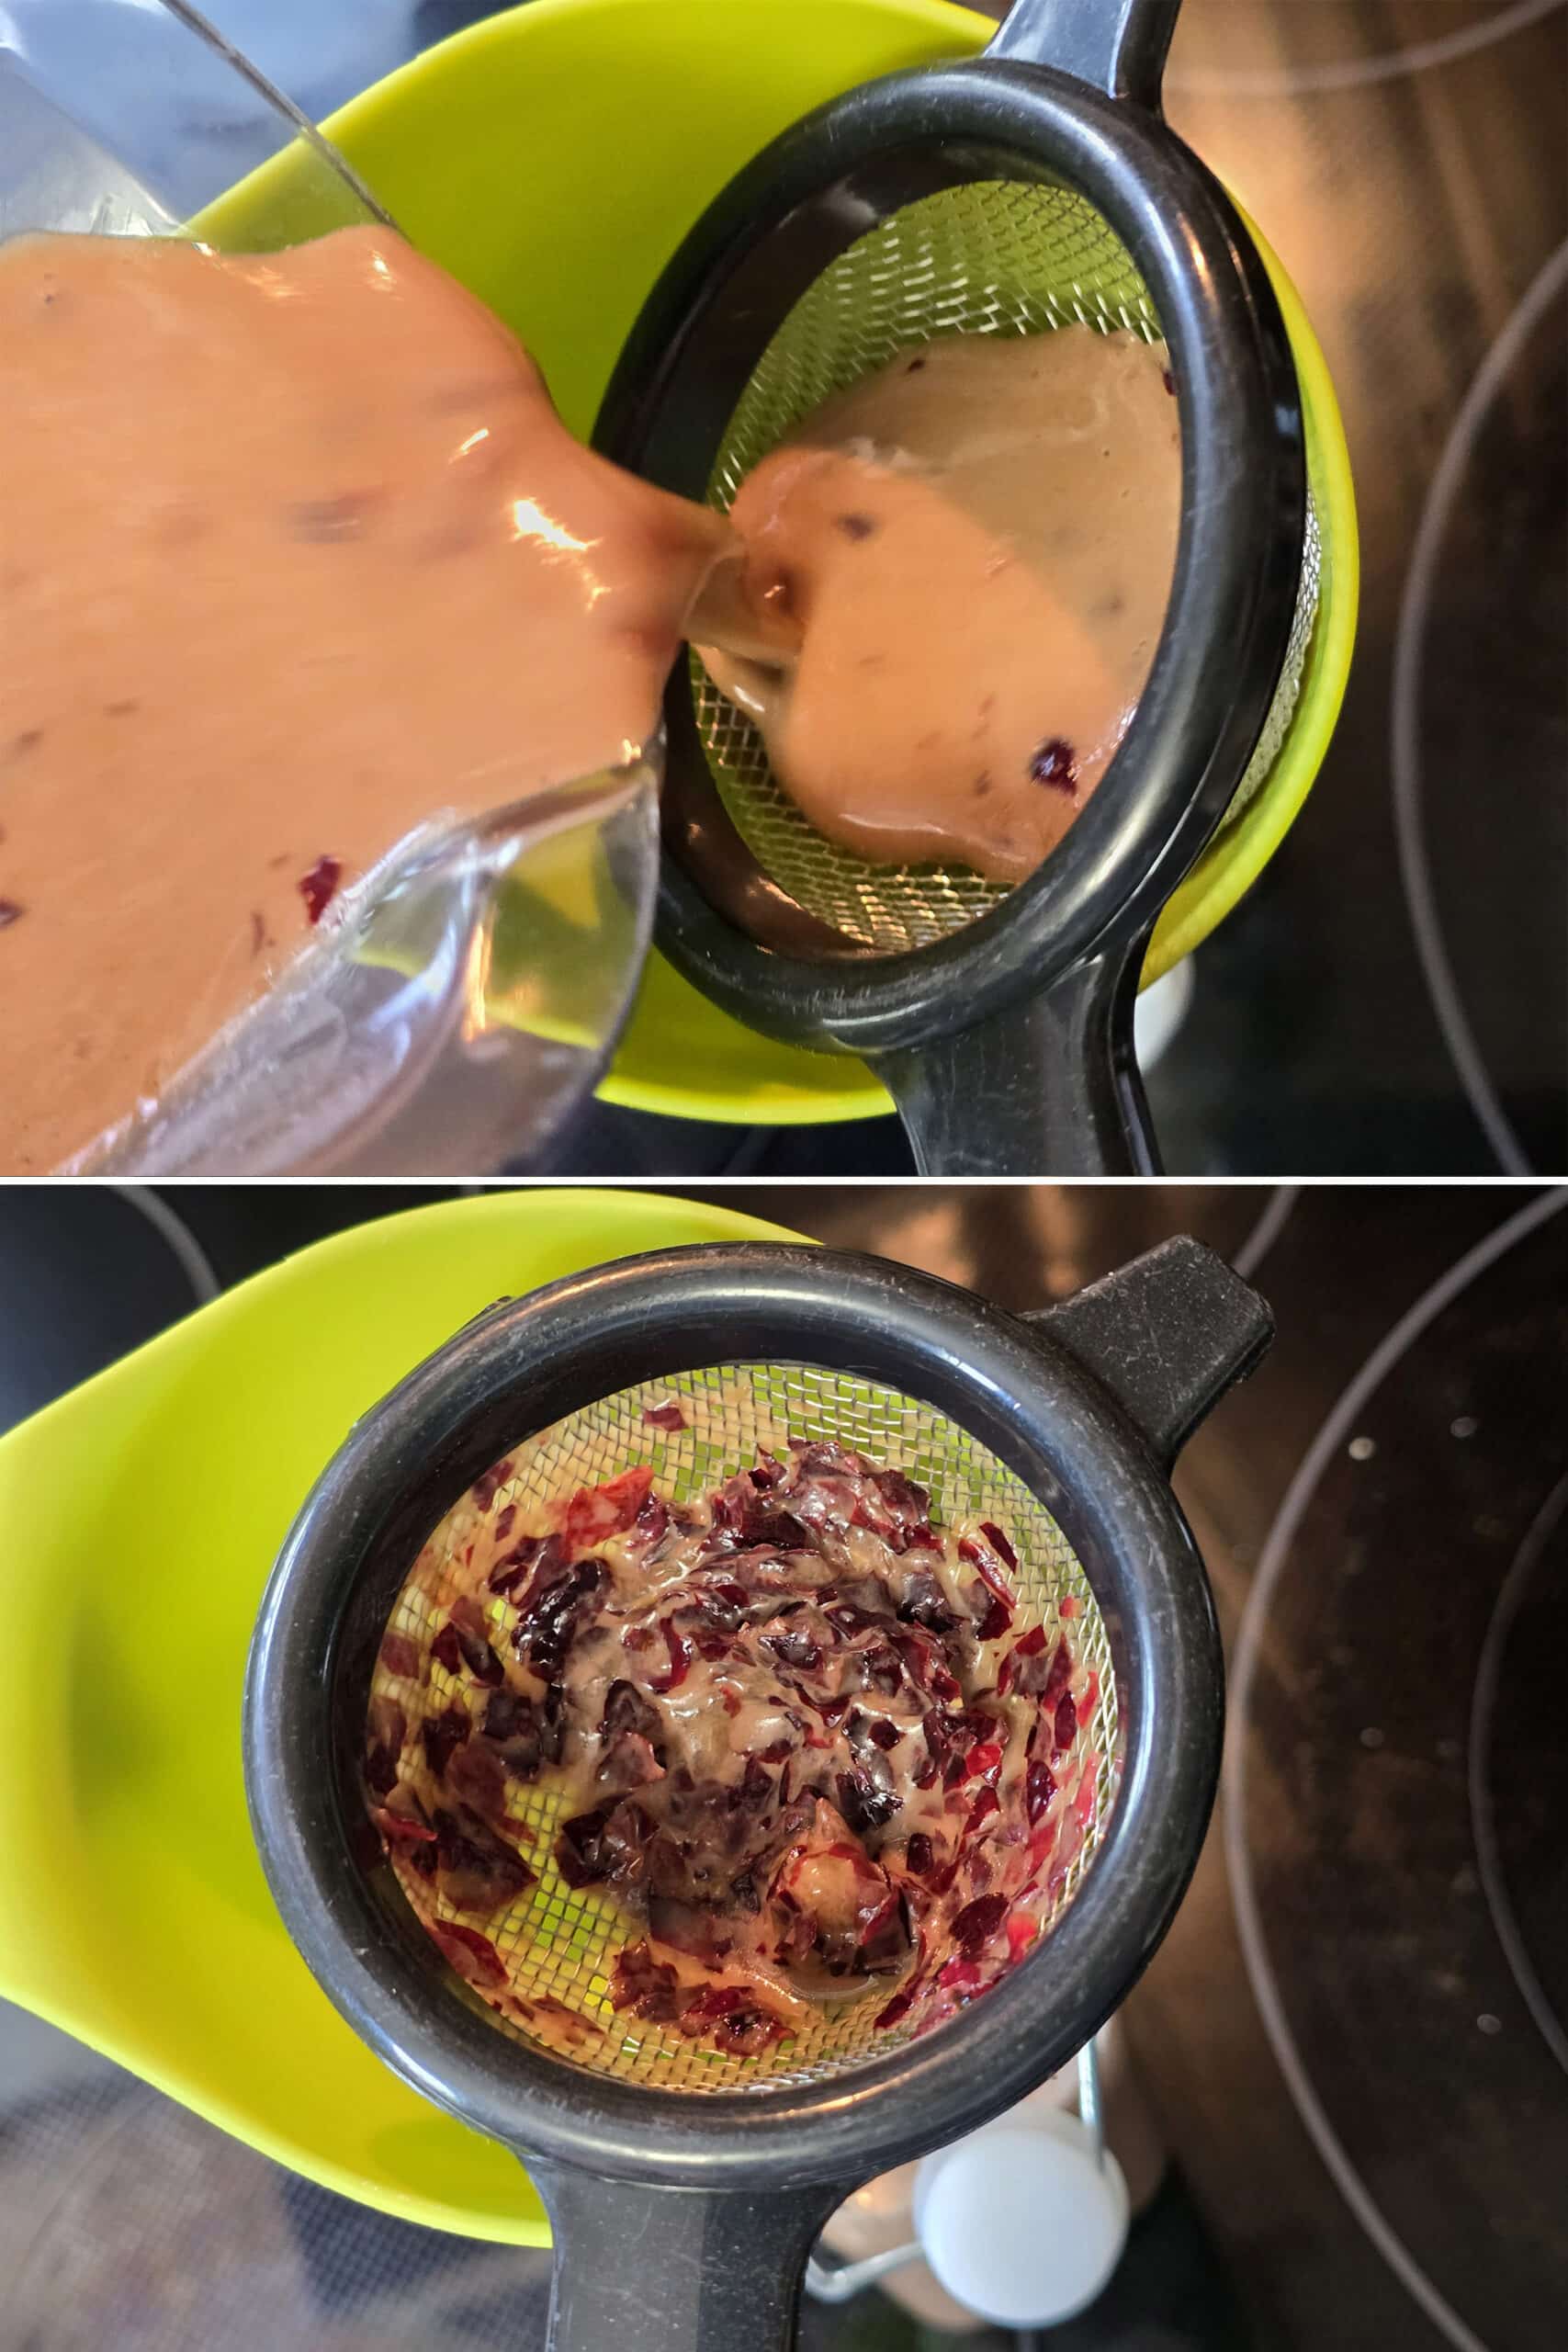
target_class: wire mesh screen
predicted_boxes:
[368,1362,1120,2095]
[691,178,1320,953]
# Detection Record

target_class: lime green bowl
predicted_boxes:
[0,1190,813,2244]
[224,0,1358,1127]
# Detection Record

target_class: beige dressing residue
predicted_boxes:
[0,225,733,1172]
[696,325,1182,882]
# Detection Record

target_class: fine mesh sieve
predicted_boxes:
[374,1360,1118,2094]
[692,178,1323,956]
[597,0,1312,1173]
[246,1237,1271,2351]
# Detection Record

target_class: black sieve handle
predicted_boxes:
[868,948,1157,1176]
[1027,1234,1274,1464]
[987,0,1180,108]
[530,2161,840,2352]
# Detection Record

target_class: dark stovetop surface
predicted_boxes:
[3,1177,1565,2351]
[520,0,1568,1182]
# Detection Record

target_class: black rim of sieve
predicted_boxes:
[591,1,1308,1179]
[595,63,1305,1057]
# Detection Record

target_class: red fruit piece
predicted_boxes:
[555,1798,650,1892]
[680,1983,747,2021]
[674,1983,788,2054]
[634,1487,671,1547]
[365,1694,405,1797]
[610,1940,682,2023]
[1053,1693,1077,1752]
[1025,1760,1056,1824]
[371,1801,435,1846]
[556,1804,617,1889]
[1006,1914,1036,1963]
[423,1702,471,1781]
[482,1687,552,1775]
[428,1919,507,1988]
[446,1736,513,1826]
[514,1991,604,2045]
[875,1982,919,2030]
[298,854,342,924]
[897,1569,959,1634]
[979,1522,1018,1572]
[433,1806,536,1913]
[1014,1633,1072,1703]
[652,1620,693,1693]
[1074,1756,1100,1826]
[489,1532,547,1598]
[511,1552,605,1678]
[836,1768,902,1837]
[712,2007,787,2056]
[1054,1809,1087,1883]
[1029,738,1078,797]
[378,1630,421,1679]
[959,1534,1017,1611]
[601,1678,662,1746]
[562,1465,655,1552]
[764,1628,822,1671]
[641,1400,689,1431]
[869,1465,935,1555]
[970,1587,1012,1643]
[471,1458,514,1511]
[434,1597,504,1687]
[951,1892,1008,1958]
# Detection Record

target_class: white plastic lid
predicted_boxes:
[912,2115,1131,2328]
[1133,956,1195,1071]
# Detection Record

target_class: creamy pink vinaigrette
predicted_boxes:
[698,325,1181,881]
[0,225,732,1170]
